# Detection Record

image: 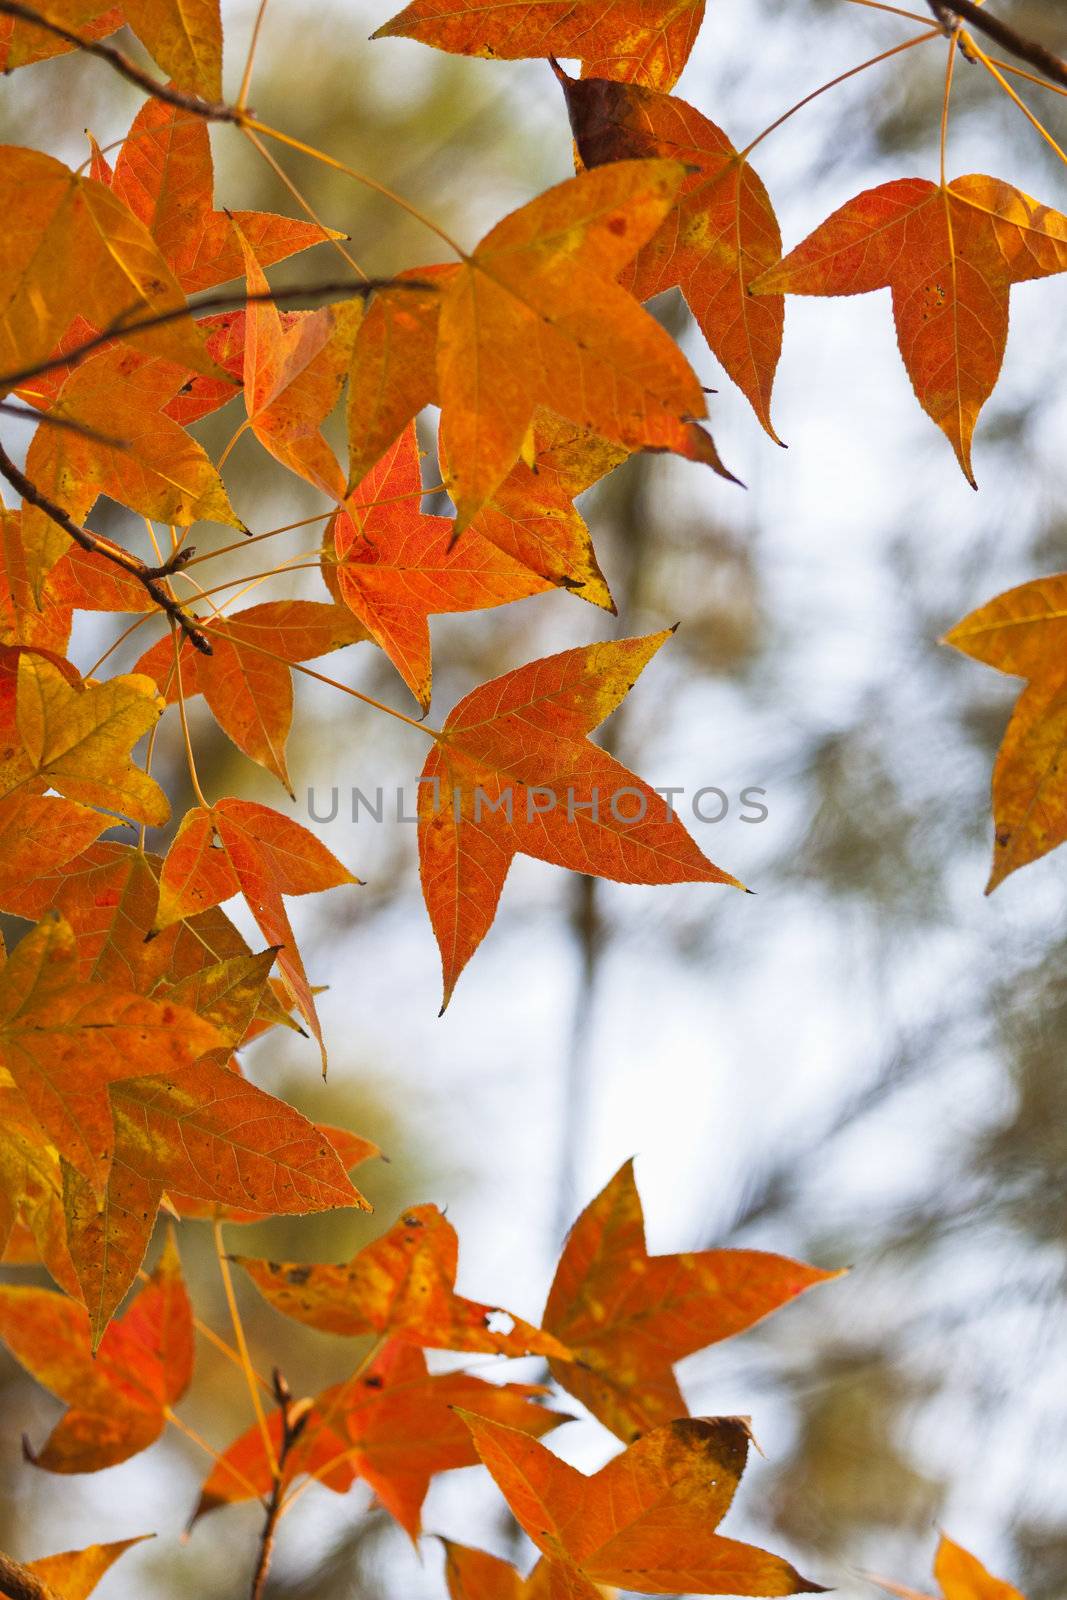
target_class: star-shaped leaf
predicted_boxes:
[750,175,1067,484]
[869,1533,1025,1600]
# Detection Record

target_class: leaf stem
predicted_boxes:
[939,23,961,186]
[923,0,1067,92]
[740,27,940,157]
[162,1406,266,1500]
[243,117,468,259]
[170,621,212,810]
[968,34,1067,167]
[242,125,369,281]
[213,1217,280,1478]
[236,0,271,113]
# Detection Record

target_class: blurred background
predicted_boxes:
[1,0,1066,1595]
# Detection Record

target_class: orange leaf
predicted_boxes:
[561,72,783,438]
[0,4,122,73]
[750,175,1067,485]
[0,147,215,392]
[0,793,111,893]
[109,95,340,293]
[0,1089,80,1297]
[0,914,223,1199]
[153,798,360,1064]
[0,509,73,650]
[335,424,568,709]
[196,1339,568,1539]
[22,341,241,531]
[432,160,734,529]
[168,1119,380,1224]
[869,1533,1025,1600]
[944,574,1067,889]
[235,1201,569,1357]
[134,599,369,792]
[25,1537,152,1600]
[418,630,742,1008]
[465,1412,823,1595]
[443,1545,591,1600]
[544,1160,842,1439]
[374,0,705,91]
[0,1230,193,1471]
[122,0,222,100]
[237,232,363,499]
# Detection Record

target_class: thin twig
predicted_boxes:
[925,0,1067,90]
[0,441,213,653]
[0,1,240,119]
[0,1555,61,1600]
[249,1371,311,1600]
[0,277,423,395]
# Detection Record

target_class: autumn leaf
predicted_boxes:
[560,70,784,438]
[0,792,111,895]
[943,574,1067,890]
[0,2,122,73]
[23,1537,152,1600]
[869,1533,1026,1600]
[234,1201,569,1357]
[465,1412,824,1595]
[374,0,705,91]
[195,1339,569,1538]
[0,1230,193,1471]
[444,1543,560,1600]
[168,1119,380,1224]
[334,423,575,710]
[750,175,1067,484]
[393,160,733,530]
[21,341,242,531]
[0,913,223,1199]
[236,230,363,499]
[0,147,214,390]
[0,509,73,650]
[1,653,169,826]
[0,1088,80,1297]
[153,798,360,1064]
[122,0,223,100]
[134,599,369,792]
[543,1159,842,1439]
[418,630,743,1009]
[108,95,340,293]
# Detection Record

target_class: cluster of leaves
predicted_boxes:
[0,0,1061,1592]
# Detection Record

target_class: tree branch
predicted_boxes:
[0,1,240,120]
[926,0,1067,90]
[0,441,213,654]
[1,278,426,395]
[0,1553,62,1600]
[249,1370,311,1600]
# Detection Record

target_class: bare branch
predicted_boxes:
[926,0,1067,90]
[1,278,428,395]
[0,440,214,655]
[0,1,240,120]
[249,1370,311,1600]
[0,1552,62,1600]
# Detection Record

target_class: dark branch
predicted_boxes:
[0,441,214,655]
[1,278,428,395]
[926,0,1067,90]
[0,1553,62,1600]
[0,2,241,120]
[249,1370,311,1600]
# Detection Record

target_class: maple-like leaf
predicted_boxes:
[0,148,214,390]
[0,914,222,1199]
[944,574,1067,890]
[750,175,1067,484]
[0,1088,79,1297]
[21,341,242,531]
[195,1339,569,1538]
[234,1201,569,1356]
[465,1412,823,1596]
[356,161,732,531]
[122,0,223,100]
[107,96,340,293]
[1,653,169,826]
[153,798,360,1063]
[237,232,363,500]
[561,71,783,438]
[0,1230,193,1471]
[374,0,705,91]
[443,1543,563,1600]
[869,1533,1025,1600]
[134,599,369,793]
[0,792,111,896]
[334,424,574,710]
[22,1537,151,1600]
[0,509,73,651]
[544,1159,842,1439]
[168,1119,380,1224]
[418,630,743,1008]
